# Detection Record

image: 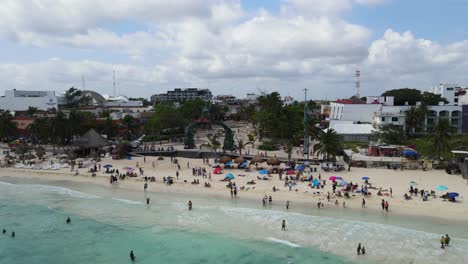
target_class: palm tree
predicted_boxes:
[208,133,221,154]
[285,141,294,162]
[431,119,453,160]
[236,138,253,156]
[0,110,17,141]
[26,107,38,117]
[314,129,343,160]
[405,105,428,136]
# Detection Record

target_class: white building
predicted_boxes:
[328,120,374,142]
[0,89,58,111]
[431,83,468,105]
[365,96,394,106]
[329,102,381,123]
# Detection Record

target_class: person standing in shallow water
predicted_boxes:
[357,243,361,255]
[362,198,366,208]
[146,197,150,205]
[66,217,71,224]
[286,201,290,210]
[188,200,192,210]
[281,220,286,231]
[130,250,135,261]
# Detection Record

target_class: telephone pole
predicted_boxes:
[303,88,309,159]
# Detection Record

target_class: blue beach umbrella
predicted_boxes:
[313,178,320,187]
[240,161,248,168]
[225,173,235,180]
[337,180,348,186]
[447,192,459,198]
[402,150,418,157]
[103,164,113,168]
[259,169,269,175]
[436,185,448,191]
[362,176,370,180]
[296,165,305,171]
[226,161,234,166]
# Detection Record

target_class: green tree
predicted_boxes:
[235,138,253,156]
[314,129,343,160]
[208,133,221,154]
[285,140,294,162]
[431,119,453,160]
[122,115,138,140]
[64,87,82,108]
[0,110,17,141]
[372,124,405,144]
[405,105,428,135]
[15,143,30,160]
[26,107,38,117]
[35,146,46,160]
[27,118,51,144]
[382,88,422,106]
[421,92,448,105]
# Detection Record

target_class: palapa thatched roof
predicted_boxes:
[75,129,110,149]
[218,155,232,164]
[251,155,264,164]
[267,156,281,166]
[234,156,246,164]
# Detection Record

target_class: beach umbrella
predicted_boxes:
[251,155,264,164]
[259,169,269,175]
[296,165,305,171]
[234,156,246,164]
[337,180,348,186]
[240,161,249,168]
[219,156,232,164]
[362,176,370,180]
[402,150,418,157]
[226,161,234,166]
[225,173,235,180]
[103,164,113,168]
[267,157,281,166]
[313,178,320,187]
[436,185,448,191]
[447,192,459,198]
[287,170,296,175]
[329,176,337,181]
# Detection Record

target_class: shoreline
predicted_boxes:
[1,160,468,225]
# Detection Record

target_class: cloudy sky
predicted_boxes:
[1,0,467,100]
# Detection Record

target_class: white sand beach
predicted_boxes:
[2,155,467,222]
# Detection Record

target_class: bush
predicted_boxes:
[258,140,278,151]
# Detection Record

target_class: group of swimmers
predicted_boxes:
[2,229,15,237]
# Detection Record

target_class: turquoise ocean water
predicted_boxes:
[1,176,467,264]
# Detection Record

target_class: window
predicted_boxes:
[391,117,398,122]
[381,117,385,122]
[452,119,459,126]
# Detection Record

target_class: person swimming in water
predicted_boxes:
[2,229,5,234]
[11,231,15,237]
[130,250,135,261]
[66,217,71,224]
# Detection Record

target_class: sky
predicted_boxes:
[0,0,468,100]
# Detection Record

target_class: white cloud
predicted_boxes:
[0,0,214,37]
[355,0,388,6]
[0,0,467,100]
